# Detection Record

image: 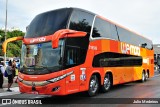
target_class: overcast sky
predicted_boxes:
[0,0,160,44]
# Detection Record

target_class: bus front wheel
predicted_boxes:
[101,74,111,93]
[88,75,99,96]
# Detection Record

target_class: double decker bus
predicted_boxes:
[3,8,154,96]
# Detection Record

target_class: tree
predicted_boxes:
[0,30,25,57]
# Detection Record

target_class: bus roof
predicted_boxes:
[27,7,152,43]
[97,15,152,42]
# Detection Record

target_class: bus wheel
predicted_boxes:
[145,71,149,81]
[102,74,111,93]
[141,71,146,82]
[88,75,99,96]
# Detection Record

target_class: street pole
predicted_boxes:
[4,0,8,66]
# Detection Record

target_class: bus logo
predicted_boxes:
[121,43,140,56]
[30,37,46,43]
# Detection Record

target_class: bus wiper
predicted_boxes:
[35,65,52,73]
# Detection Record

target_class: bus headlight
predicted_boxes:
[18,76,23,82]
[47,74,66,83]
[47,71,73,83]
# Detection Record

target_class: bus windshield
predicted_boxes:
[25,8,71,38]
[20,40,64,75]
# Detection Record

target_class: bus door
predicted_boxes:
[65,46,80,94]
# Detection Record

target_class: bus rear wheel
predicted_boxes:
[145,71,149,81]
[101,74,111,93]
[88,75,99,97]
[141,71,146,82]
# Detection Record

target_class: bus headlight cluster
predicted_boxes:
[18,76,23,82]
[47,71,73,83]
[18,71,73,86]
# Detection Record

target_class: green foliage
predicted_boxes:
[0,30,25,57]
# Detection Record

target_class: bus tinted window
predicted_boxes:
[93,52,142,67]
[110,24,119,40]
[64,36,89,68]
[25,8,71,38]
[92,17,118,40]
[117,26,153,50]
[69,9,94,35]
[117,27,134,44]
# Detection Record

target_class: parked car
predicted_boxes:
[1,61,9,67]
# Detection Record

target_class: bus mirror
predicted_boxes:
[141,43,147,48]
[52,37,60,48]
[2,36,23,53]
[51,29,87,49]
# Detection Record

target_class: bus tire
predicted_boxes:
[88,75,99,97]
[101,74,111,93]
[145,71,149,81]
[141,71,146,82]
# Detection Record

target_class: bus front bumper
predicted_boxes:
[18,80,66,95]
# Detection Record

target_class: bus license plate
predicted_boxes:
[31,91,38,94]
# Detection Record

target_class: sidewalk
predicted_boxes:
[0,76,19,94]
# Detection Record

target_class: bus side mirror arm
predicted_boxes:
[2,36,24,53]
[51,29,87,48]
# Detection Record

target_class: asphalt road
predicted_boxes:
[1,71,160,107]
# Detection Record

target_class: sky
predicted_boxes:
[0,0,160,44]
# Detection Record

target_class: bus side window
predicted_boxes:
[66,47,79,65]
[67,49,74,65]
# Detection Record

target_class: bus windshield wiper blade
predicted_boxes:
[35,65,52,73]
